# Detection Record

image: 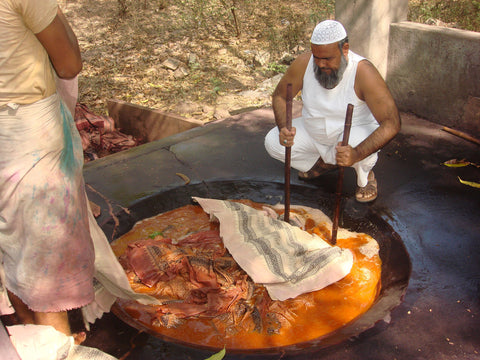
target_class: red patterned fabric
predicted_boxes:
[74,103,143,161]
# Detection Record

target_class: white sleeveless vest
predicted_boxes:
[301,50,377,137]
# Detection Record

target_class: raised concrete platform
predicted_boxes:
[82,104,480,359]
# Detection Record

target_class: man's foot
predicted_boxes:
[355,172,377,202]
[298,158,337,180]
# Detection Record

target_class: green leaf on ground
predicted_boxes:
[205,348,226,360]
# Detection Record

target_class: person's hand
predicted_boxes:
[335,142,358,167]
[279,127,296,147]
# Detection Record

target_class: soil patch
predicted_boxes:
[62,0,332,122]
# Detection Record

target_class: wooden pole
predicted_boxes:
[442,126,480,146]
[331,103,354,244]
[284,83,293,223]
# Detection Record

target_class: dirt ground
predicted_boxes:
[61,0,476,125]
[61,0,332,122]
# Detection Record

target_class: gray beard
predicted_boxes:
[313,54,348,89]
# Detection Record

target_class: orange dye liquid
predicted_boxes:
[111,201,381,350]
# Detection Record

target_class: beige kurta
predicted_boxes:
[0,0,57,108]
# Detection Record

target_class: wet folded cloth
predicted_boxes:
[74,103,141,162]
[192,197,354,301]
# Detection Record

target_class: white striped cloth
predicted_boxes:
[193,197,354,301]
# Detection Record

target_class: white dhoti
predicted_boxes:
[0,94,95,313]
[0,93,159,325]
[264,116,379,187]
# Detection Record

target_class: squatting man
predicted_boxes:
[264,20,401,202]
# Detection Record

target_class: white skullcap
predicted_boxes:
[310,20,347,45]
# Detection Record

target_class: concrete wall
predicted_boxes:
[107,100,203,142]
[386,22,480,135]
[335,0,408,77]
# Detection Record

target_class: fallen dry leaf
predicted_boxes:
[458,177,480,188]
[176,172,191,185]
[443,159,471,167]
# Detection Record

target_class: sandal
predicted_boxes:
[298,162,338,181]
[355,176,378,203]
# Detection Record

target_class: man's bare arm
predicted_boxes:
[35,8,82,79]
[337,60,401,166]
[272,53,310,129]
[271,53,310,146]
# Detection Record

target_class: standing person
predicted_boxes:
[264,20,401,202]
[0,0,93,343]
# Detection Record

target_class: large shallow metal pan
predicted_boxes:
[109,180,411,355]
